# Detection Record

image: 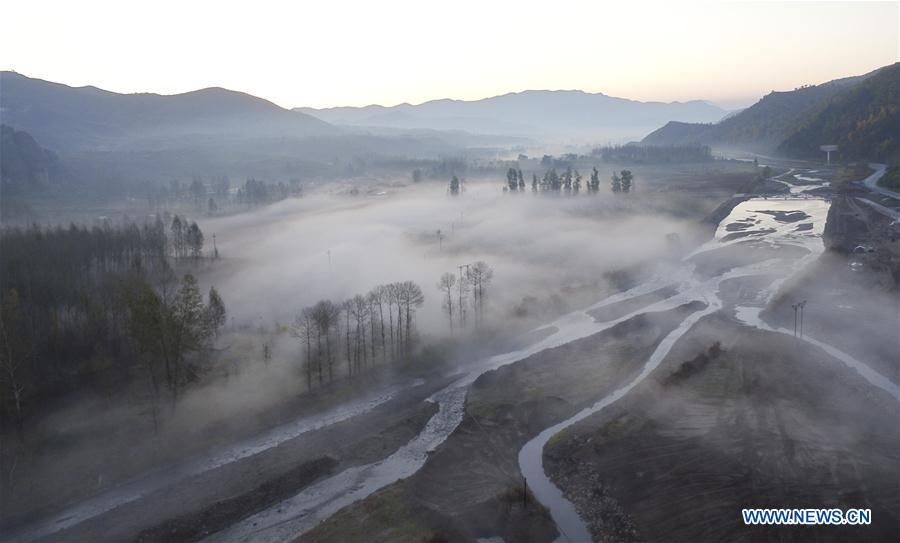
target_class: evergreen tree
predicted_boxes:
[205,286,227,336]
[611,172,622,192]
[187,222,204,258]
[620,170,634,193]
[506,168,518,191]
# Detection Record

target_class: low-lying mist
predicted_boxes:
[200,178,698,337]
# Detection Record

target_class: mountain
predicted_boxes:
[642,64,897,161]
[777,63,899,162]
[1,124,63,191]
[296,90,728,141]
[0,72,336,152]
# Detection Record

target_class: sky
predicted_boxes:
[0,1,897,110]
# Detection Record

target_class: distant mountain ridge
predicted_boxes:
[0,71,336,151]
[296,90,728,141]
[642,64,898,162]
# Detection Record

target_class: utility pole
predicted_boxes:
[437,229,443,250]
[791,303,800,337]
[327,249,332,270]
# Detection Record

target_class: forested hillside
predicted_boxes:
[642,63,897,162]
[778,63,899,162]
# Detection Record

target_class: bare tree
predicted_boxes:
[342,300,353,377]
[385,283,397,359]
[312,300,338,383]
[388,283,404,358]
[438,273,457,333]
[399,281,425,354]
[351,294,369,371]
[470,261,494,323]
[291,309,315,390]
[371,286,387,357]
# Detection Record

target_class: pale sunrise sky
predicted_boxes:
[1,0,897,109]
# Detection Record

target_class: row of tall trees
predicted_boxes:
[0,223,227,437]
[292,281,424,391]
[503,167,635,194]
[437,261,493,333]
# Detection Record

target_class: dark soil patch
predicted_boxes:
[135,456,338,543]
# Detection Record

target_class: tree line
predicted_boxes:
[503,167,635,194]
[591,144,713,164]
[292,281,424,391]
[145,176,301,215]
[0,221,226,438]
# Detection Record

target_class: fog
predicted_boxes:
[200,178,695,336]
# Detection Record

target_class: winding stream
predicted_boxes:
[19,169,896,543]
[516,169,898,542]
[207,167,899,543]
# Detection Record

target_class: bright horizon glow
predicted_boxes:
[0,0,897,110]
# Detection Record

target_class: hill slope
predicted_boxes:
[778,63,899,162]
[297,90,727,141]
[642,64,896,161]
[0,72,336,151]
[0,124,63,190]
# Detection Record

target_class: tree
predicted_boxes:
[207,197,218,216]
[171,215,185,258]
[573,170,582,193]
[351,294,370,371]
[187,222,204,258]
[517,169,525,191]
[544,169,560,191]
[205,286,227,336]
[342,299,353,376]
[506,168,518,191]
[385,283,397,358]
[292,308,315,390]
[310,300,338,384]
[563,167,573,192]
[469,261,494,322]
[370,286,387,357]
[0,288,30,440]
[456,266,470,328]
[438,273,457,333]
[611,172,622,193]
[620,170,634,193]
[531,174,538,193]
[411,168,423,183]
[399,281,424,354]
[449,176,461,195]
